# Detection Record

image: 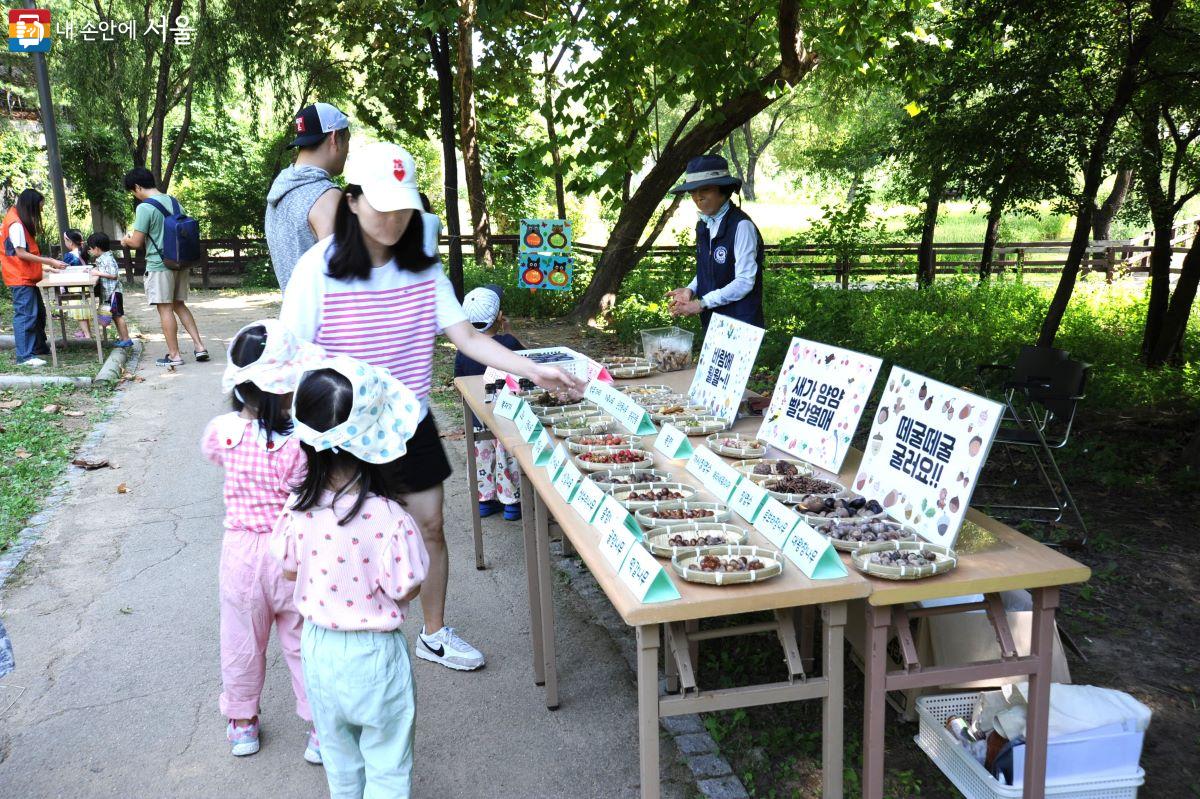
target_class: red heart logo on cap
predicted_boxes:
[393,158,406,182]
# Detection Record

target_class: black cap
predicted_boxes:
[288,103,350,149]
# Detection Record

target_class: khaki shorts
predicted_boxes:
[143,269,189,305]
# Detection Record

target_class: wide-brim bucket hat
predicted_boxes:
[670,154,743,194]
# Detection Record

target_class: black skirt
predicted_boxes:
[382,412,453,495]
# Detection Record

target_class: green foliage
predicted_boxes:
[241,254,279,289]
[59,124,134,228]
[0,119,47,209]
[174,114,280,238]
[781,187,898,267]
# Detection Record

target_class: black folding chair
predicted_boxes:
[976,345,1091,545]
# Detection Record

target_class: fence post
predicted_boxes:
[1016,247,1025,277]
[120,246,134,282]
[201,243,211,290]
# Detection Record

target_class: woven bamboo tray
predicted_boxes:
[644,523,748,558]
[851,541,957,580]
[671,545,783,586]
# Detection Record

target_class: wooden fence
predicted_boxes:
[103,214,1200,288]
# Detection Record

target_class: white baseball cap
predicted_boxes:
[462,284,503,331]
[344,142,423,213]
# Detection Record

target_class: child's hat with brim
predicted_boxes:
[222,319,325,395]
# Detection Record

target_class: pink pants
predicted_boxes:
[475,438,520,504]
[218,529,311,721]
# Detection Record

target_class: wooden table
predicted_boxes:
[457,372,871,799]
[456,368,1090,799]
[36,272,103,367]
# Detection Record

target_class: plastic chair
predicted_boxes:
[976,345,1090,545]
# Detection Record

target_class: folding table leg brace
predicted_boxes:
[640,602,848,799]
[460,392,490,570]
[861,588,1060,799]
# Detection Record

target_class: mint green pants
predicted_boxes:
[301,624,416,799]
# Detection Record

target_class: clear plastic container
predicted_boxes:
[640,326,694,372]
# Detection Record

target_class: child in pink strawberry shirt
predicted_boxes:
[200,319,325,762]
[272,355,428,799]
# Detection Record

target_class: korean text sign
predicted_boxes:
[687,314,764,425]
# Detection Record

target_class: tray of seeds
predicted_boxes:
[534,405,596,424]
[644,523,749,558]
[552,417,613,437]
[566,433,642,453]
[574,447,654,472]
[519,388,587,409]
[591,468,674,488]
[620,384,674,400]
[762,474,846,505]
[811,517,920,553]
[609,482,697,510]
[642,394,692,410]
[601,356,656,379]
[796,495,885,520]
[649,404,711,422]
[671,545,783,586]
[851,541,957,580]
[707,434,767,458]
[733,458,814,482]
[674,415,729,435]
[634,501,730,527]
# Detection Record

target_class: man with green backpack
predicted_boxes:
[121,167,209,367]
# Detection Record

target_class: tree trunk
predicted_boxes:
[542,55,567,220]
[148,0,184,185]
[428,28,465,300]
[740,121,757,201]
[1092,167,1133,241]
[455,0,494,268]
[1038,0,1174,347]
[1138,104,1173,361]
[726,135,745,188]
[980,179,1010,279]
[1147,228,1200,366]
[568,69,802,322]
[917,180,941,286]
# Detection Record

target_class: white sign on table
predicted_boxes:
[484,346,613,389]
[546,443,570,481]
[493,391,524,421]
[569,477,608,523]
[756,337,883,473]
[552,459,584,502]
[514,402,544,442]
[755,497,800,549]
[780,519,847,579]
[852,366,1004,547]
[598,524,638,571]
[687,313,764,424]
[685,445,741,502]
[529,426,554,466]
[594,493,645,540]
[584,379,657,434]
[653,422,694,459]
[730,478,769,523]
[617,543,681,603]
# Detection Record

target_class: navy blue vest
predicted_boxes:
[695,204,765,329]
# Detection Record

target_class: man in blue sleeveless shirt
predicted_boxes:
[666,154,765,329]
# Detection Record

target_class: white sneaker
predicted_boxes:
[19,357,46,367]
[415,626,485,671]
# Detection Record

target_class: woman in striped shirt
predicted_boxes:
[281,143,584,671]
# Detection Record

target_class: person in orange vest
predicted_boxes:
[2,189,67,367]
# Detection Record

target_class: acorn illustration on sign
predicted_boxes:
[524,227,544,249]
[547,224,568,249]
[547,260,570,287]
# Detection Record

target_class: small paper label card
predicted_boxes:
[755,497,801,549]
[780,519,848,579]
[653,423,694,459]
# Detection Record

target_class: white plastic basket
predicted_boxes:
[914,692,1145,799]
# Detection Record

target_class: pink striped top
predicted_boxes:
[280,219,466,419]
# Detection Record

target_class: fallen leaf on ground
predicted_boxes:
[15,449,32,459]
[0,399,23,410]
[116,482,128,494]
[440,428,466,441]
[62,410,85,418]
[71,457,110,470]
[118,607,133,615]
[42,403,61,414]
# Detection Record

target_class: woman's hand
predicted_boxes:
[528,363,588,394]
[666,287,693,306]
[671,299,702,317]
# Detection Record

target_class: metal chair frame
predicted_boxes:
[976,346,1090,545]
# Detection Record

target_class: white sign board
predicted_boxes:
[756,337,883,473]
[687,313,764,424]
[852,366,1003,547]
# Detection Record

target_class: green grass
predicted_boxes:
[0,384,116,551]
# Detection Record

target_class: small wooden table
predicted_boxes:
[36,272,103,367]
[457,371,870,799]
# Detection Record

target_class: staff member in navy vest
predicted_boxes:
[666,154,765,329]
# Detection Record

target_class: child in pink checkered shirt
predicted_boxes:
[200,320,324,762]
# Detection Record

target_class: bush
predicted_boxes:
[241,256,279,289]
